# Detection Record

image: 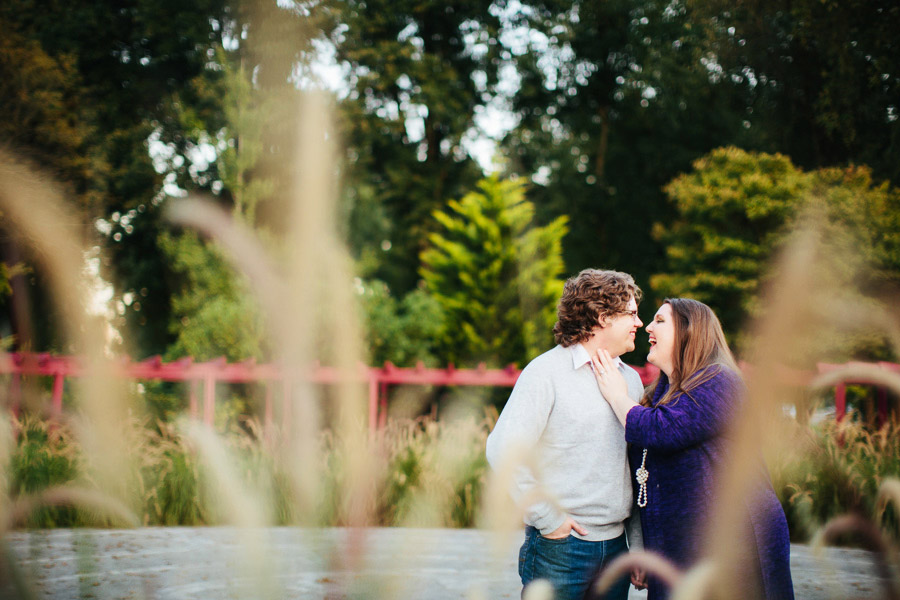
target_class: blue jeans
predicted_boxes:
[519,527,629,600]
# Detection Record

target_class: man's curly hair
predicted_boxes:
[552,269,642,347]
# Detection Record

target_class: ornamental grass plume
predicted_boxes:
[0,149,139,521]
[0,150,146,598]
[161,86,376,593]
[697,206,900,599]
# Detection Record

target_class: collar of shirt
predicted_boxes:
[569,343,623,371]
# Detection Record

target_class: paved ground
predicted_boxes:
[1,527,894,600]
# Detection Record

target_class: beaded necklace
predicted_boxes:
[635,448,649,507]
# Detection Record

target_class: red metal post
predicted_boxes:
[51,372,65,415]
[368,376,378,433]
[203,374,215,426]
[377,381,389,429]
[879,362,899,425]
[834,384,847,422]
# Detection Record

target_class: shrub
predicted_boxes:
[4,412,495,529]
[771,418,900,544]
[8,417,80,527]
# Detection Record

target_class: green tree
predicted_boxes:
[0,18,108,350]
[159,231,265,362]
[0,0,234,354]
[499,0,755,352]
[652,147,806,335]
[807,167,900,294]
[420,177,567,367]
[0,20,104,214]
[693,0,900,184]
[152,50,278,363]
[357,279,443,367]
[105,2,333,359]
[334,0,504,294]
[0,0,240,220]
[653,146,900,354]
[0,0,336,358]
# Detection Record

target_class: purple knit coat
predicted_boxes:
[625,367,794,600]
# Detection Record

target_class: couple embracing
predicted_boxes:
[486,269,794,600]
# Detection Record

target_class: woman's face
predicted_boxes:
[646,303,675,376]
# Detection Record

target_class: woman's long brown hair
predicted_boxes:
[641,298,741,407]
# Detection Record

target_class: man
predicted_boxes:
[486,269,645,600]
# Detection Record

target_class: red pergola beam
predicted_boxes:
[2,352,897,431]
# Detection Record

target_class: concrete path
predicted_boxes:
[1,527,893,599]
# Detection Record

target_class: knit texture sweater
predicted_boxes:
[626,368,794,600]
[486,344,644,541]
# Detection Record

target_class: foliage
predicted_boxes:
[106,203,177,357]
[0,20,103,214]
[334,0,502,294]
[0,261,12,301]
[8,417,80,527]
[129,4,336,361]
[357,279,444,367]
[693,0,900,185]
[113,35,290,359]
[208,49,276,227]
[136,26,310,364]
[771,419,900,545]
[653,147,900,354]
[420,177,568,367]
[159,231,265,362]
[0,0,235,217]
[12,406,900,543]
[0,0,231,354]
[500,0,755,347]
[0,0,334,358]
[6,412,494,530]
[805,166,900,294]
[652,147,806,337]
[374,416,491,528]
[136,420,207,526]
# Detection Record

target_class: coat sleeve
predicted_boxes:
[485,365,566,534]
[624,369,740,453]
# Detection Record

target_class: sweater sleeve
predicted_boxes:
[485,364,565,534]
[624,369,740,453]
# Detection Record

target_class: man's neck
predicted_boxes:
[581,336,620,361]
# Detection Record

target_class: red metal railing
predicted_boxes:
[0,353,896,429]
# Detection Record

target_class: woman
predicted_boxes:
[591,298,794,600]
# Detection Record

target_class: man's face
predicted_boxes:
[595,295,642,357]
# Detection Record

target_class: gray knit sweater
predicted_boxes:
[486,344,644,541]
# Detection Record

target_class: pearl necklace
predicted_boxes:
[635,448,649,507]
